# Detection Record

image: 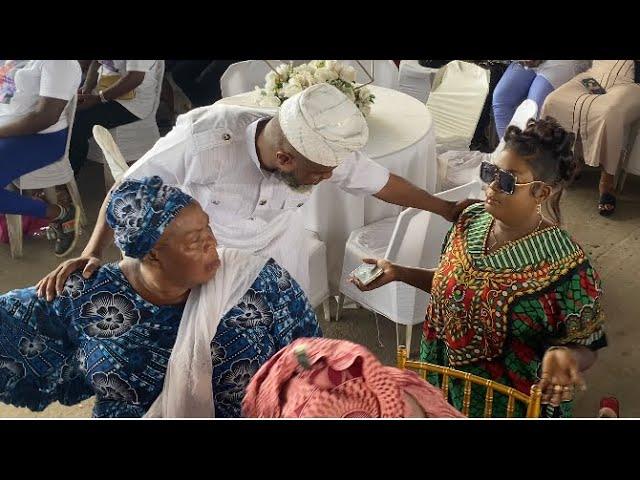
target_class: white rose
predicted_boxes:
[265,71,278,84]
[359,103,371,116]
[276,63,291,79]
[326,60,340,74]
[314,67,339,83]
[282,82,303,98]
[357,86,372,102]
[294,63,315,75]
[342,85,356,102]
[288,73,306,88]
[301,71,316,87]
[340,65,357,83]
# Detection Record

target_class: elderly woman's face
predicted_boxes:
[155,202,220,288]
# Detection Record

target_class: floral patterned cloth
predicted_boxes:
[106,176,194,259]
[0,260,321,417]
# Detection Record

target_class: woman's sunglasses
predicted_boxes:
[479,161,541,195]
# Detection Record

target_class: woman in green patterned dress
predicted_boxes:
[351,117,607,417]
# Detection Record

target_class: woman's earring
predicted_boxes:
[536,203,542,216]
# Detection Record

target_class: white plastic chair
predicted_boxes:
[305,230,332,323]
[436,99,538,192]
[92,125,130,183]
[398,60,440,103]
[336,181,484,352]
[87,60,165,172]
[6,95,86,258]
[426,61,490,151]
[489,99,539,162]
[220,60,286,97]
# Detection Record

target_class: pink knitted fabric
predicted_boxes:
[242,338,464,418]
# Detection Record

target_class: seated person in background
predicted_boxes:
[168,60,240,107]
[242,338,464,418]
[493,61,587,139]
[70,60,161,174]
[542,60,640,216]
[0,60,82,256]
[0,176,320,417]
[351,118,607,418]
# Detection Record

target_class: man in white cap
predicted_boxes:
[37,83,474,299]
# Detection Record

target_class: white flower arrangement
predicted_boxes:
[254,60,375,116]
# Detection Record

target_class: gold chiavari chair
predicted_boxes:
[397,345,542,418]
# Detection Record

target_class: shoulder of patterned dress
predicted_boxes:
[455,202,491,232]
[538,226,587,264]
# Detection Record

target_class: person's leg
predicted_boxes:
[0,131,68,219]
[170,60,213,105]
[68,101,139,174]
[192,60,241,106]
[470,61,508,152]
[492,63,537,138]
[526,74,556,114]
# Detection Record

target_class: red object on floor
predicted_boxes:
[599,396,620,417]
[0,214,49,243]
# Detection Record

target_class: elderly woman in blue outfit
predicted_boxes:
[0,176,321,418]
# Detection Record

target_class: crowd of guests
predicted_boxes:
[0,59,632,418]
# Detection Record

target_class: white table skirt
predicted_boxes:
[217,85,437,293]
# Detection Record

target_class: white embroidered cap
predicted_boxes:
[278,83,369,167]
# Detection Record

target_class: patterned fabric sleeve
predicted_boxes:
[542,262,607,350]
[0,285,92,411]
[211,259,321,417]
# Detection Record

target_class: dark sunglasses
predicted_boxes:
[479,161,541,195]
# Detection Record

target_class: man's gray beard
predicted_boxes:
[276,171,313,194]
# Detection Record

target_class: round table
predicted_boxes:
[217,85,436,293]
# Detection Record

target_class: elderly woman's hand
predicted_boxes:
[537,346,587,407]
[348,258,400,292]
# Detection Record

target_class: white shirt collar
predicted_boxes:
[245,117,272,176]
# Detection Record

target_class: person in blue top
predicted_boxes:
[0,176,321,417]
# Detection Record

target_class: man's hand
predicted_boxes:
[77,94,101,111]
[444,198,482,223]
[36,255,103,302]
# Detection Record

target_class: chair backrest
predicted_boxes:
[490,99,538,163]
[18,94,78,190]
[397,346,541,417]
[426,61,490,145]
[92,125,129,182]
[384,180,483,269]
[341,60,399,89]
[220,60,285,97]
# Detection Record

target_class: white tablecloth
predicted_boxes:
[217,85,436,293]
[398,60,440,104]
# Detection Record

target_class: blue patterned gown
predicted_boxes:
[0,259,321,417]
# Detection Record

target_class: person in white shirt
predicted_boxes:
[70,60,161,173]
[0,60,82,256]
[37,83,475,299]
